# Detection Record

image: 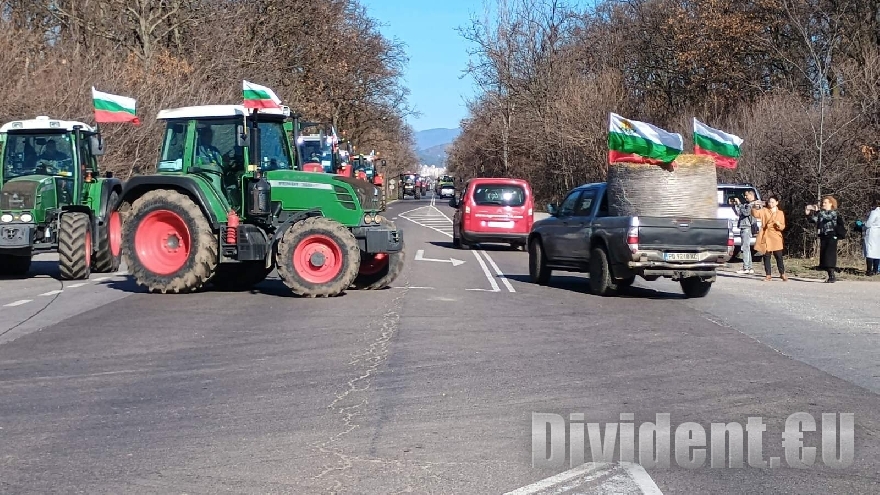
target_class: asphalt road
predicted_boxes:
[1,193,879,494]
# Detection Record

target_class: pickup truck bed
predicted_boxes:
[528,182,733,298]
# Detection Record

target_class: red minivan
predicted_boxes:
[450,178,534,250]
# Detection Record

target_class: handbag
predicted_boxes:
[834,214,847,238]
[751,222,760,235]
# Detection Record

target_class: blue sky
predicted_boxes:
[361,0,480,132]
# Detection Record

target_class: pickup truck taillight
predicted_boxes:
[627,216,640,253]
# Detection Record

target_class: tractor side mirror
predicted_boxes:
[236,125,248,148]
[105,171,114,178]
[381,160,387,167]
[448,198,458,208]
[89,134,105,156]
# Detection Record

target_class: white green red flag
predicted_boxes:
[693,118,743,169]
[608,113,682,164]
[242,80,282,109]
[91,87,139,125]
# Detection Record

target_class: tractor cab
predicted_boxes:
[155,104,293,211]
[296,134,335,173]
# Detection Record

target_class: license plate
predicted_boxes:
[664,252,700,261]
[487,221,514,228]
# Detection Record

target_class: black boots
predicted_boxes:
[826,269,837,283]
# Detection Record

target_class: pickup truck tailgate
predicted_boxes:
[637,217,729,250]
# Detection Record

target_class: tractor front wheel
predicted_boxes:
[123,189,218,293]
[93,190,123,273]
[276,217,360,297]
[0,254,31,278]
[211,262,273,291]
[58,212,92,280]
[352,219,405,290]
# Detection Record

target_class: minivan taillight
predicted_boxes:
[465,205,470,214]
[627,216,640,253]
[727,228,735,256]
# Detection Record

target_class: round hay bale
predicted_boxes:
[607,154,717,218]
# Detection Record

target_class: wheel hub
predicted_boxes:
[310,252,326,267]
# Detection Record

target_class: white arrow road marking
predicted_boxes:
[414,249,465,266]
[505,462,663,495]
[4,300,32,307]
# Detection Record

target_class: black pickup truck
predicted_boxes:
[528,182,733,297]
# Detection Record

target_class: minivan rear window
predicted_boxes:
[718,187,757,206]
[472,184,526,207]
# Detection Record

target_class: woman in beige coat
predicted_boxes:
[752,194,787,281]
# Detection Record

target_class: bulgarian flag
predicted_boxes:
[91,87,139,125]
[608,113,683,164]
[243,80,282,109]
[693,118,743,169]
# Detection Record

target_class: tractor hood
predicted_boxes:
[0,176,51,210]
[265,170,381,213]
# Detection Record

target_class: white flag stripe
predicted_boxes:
[91,87,136,111]
[243,80,282,104]
[694,118,743,146]
[609,113,683,150]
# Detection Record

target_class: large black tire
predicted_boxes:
[123,189,218,294]
[589,247,617,296]
[680,277,713,298]
[0,254,31,278]
[351,219,405,290]
[415,190,421,200]
[93,190,123,273]
[528,237,551,285]
[276,217,360,297]
[58,212,92,280]
[211,261,273,291]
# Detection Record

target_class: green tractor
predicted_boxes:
[0,116,123,278]
[115,104,405,296]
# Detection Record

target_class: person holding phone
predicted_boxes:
[731,190,762,274]
[806,195,842,283]
[752,194,787,281]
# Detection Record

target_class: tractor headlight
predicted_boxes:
[0,214,12,223]
[373,215,383,224]
[20,213,33,222]
[364,213,374,224]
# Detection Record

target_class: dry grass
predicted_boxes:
[781,256,876,281]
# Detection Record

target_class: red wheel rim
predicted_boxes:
[108,211,122,257]
[359,253,388,276]
[85,230,92,268]
[134,210,191,275]
[293,234,343,284]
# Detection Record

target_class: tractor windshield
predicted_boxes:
[297,137,333,172]
[2,132,75,182]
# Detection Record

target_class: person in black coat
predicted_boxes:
[805,195,843,283]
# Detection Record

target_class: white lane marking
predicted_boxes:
[471,250,500,292]
[39,290,63,297]
[505,462,663,495]
[66,283,87,288]
[92,277,112,282]
[480,250,516,292]
[415,249,466,266]
[391,286,435,290]
[4,300,32,307]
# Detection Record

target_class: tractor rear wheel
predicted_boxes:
[0,254,31,277]
[276,217,360,297]
[93,190,123,273]
[351,219,405,290]
[58,212,92,280]
[211,261,273,291]
[123,189,218,293]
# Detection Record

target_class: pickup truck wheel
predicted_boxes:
[680,277,713,298]
[528,238,551,285]
[589,247,617,296]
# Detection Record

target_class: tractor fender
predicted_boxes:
[96,178,124,223]
[272,208,324,244]
[119,176,224,229]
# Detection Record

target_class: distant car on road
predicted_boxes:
[449,178,534,250]
[528,182,732,298]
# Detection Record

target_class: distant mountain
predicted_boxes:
[415,128,460,152]
[414,128,460,166]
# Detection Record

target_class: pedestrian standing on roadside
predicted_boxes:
[753,194,787,281]
[805,195,842,283]
[732,190,761,274]
[864,199,880,276]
